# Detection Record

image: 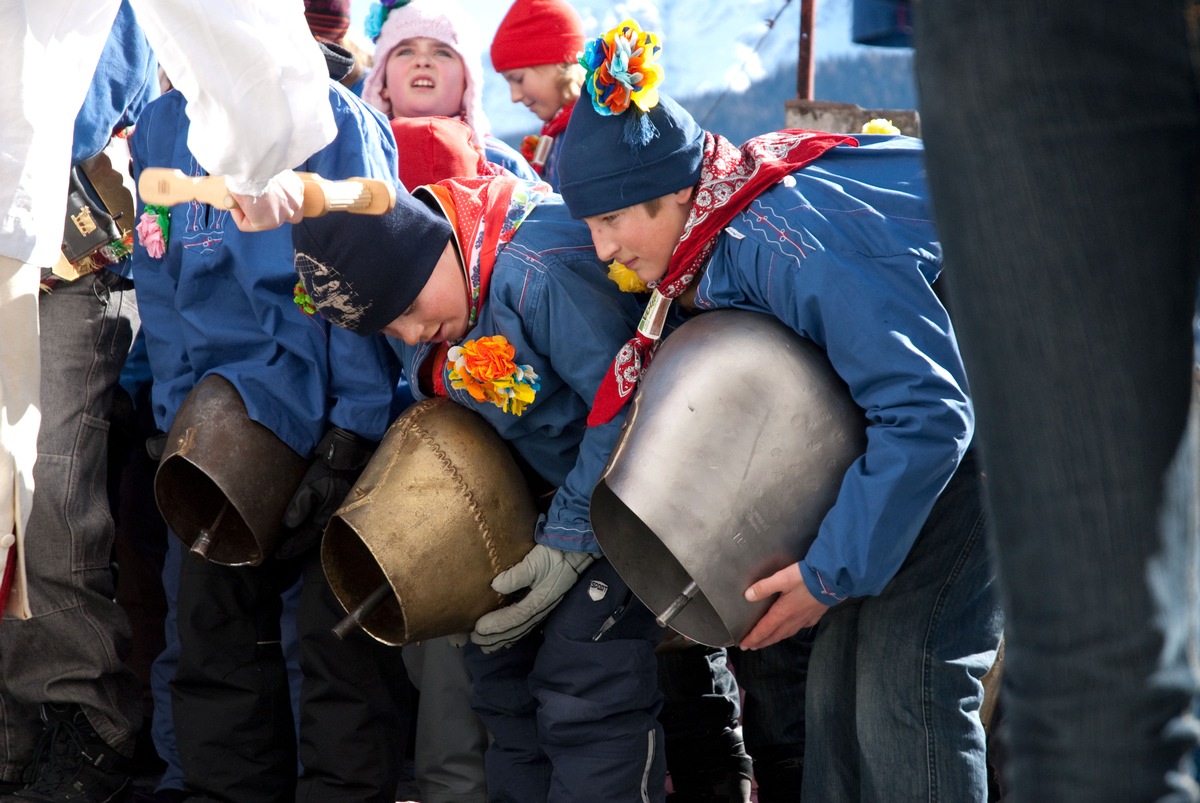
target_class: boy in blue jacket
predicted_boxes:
[129,50,411,803]
[555,19,1002,803]
[293,174,666,802]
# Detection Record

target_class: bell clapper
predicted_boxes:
[190,500,230,560]
[656,580,700,628]
[332,581,393,640]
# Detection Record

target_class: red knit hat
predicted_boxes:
[489,0,584,72]
[390,117,488,190]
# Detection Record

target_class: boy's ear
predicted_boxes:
[671,186,695,207]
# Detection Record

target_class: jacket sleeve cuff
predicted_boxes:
[800,561,847,607]
[535,515,601,555]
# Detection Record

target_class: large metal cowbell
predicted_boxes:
[155,373,309,566]
[590,310,867,647]
[322,398,537,646]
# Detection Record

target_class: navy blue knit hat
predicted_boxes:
[292,191,453,334]
[557,93,704,220]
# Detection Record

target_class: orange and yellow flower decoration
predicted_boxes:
[579,19,664,117]
[447,335,540,416]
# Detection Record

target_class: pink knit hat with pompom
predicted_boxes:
[362,0,490,149]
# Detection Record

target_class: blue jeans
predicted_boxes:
[463,558,665,803]
[802,451,1000,802]
[0,271,141,775]
[915,2,1200,800]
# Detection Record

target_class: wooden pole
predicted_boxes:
[798,0,816,100]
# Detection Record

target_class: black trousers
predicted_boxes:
[172,546,411,803]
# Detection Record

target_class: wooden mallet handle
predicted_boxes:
[137,168,396,218]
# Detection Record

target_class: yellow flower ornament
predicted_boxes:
[607,260,649,293]
[862,118,901,135]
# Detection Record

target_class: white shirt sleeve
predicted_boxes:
[130,0,337,195]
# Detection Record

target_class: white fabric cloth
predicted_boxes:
[0,256,39,620]
[0,0,336,618]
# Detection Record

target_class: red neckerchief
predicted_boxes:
[588,129,858,426]
[542,99,575,140]
[527,100,576,174]
[418,176,548,396]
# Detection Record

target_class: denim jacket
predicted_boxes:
[688,135,973,605]
[392,198,644,553]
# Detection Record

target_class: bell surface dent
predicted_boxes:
[590,310,867,647]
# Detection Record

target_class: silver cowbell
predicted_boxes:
[590,309,867,647]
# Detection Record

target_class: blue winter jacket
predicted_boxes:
[686,134,972,605]
[72,0,157,166]
[484,135,538,182]
[541,137,565,192]
[391,196,644,553]
[130,83,399,455]
[72,0,158,280]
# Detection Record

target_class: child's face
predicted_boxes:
[381,37,467,120]
[381,239,471,345]
[502,65,568,123]
[583,189,694,285]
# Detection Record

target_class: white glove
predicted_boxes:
[229,170,305,231]
[471,544,597,653]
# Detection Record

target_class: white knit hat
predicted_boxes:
[363,0,491,148]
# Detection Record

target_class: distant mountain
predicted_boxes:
[664,51,915,145]
[494,53,917,149]
[815,50,917,110]
[483,0,916,143]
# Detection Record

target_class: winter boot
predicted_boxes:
[5,703,131,803]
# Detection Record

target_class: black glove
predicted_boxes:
[277,426,377,560]
[144,431,168,463]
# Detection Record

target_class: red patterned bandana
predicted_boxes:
[587,129,857,426]
[419,176,551,395]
